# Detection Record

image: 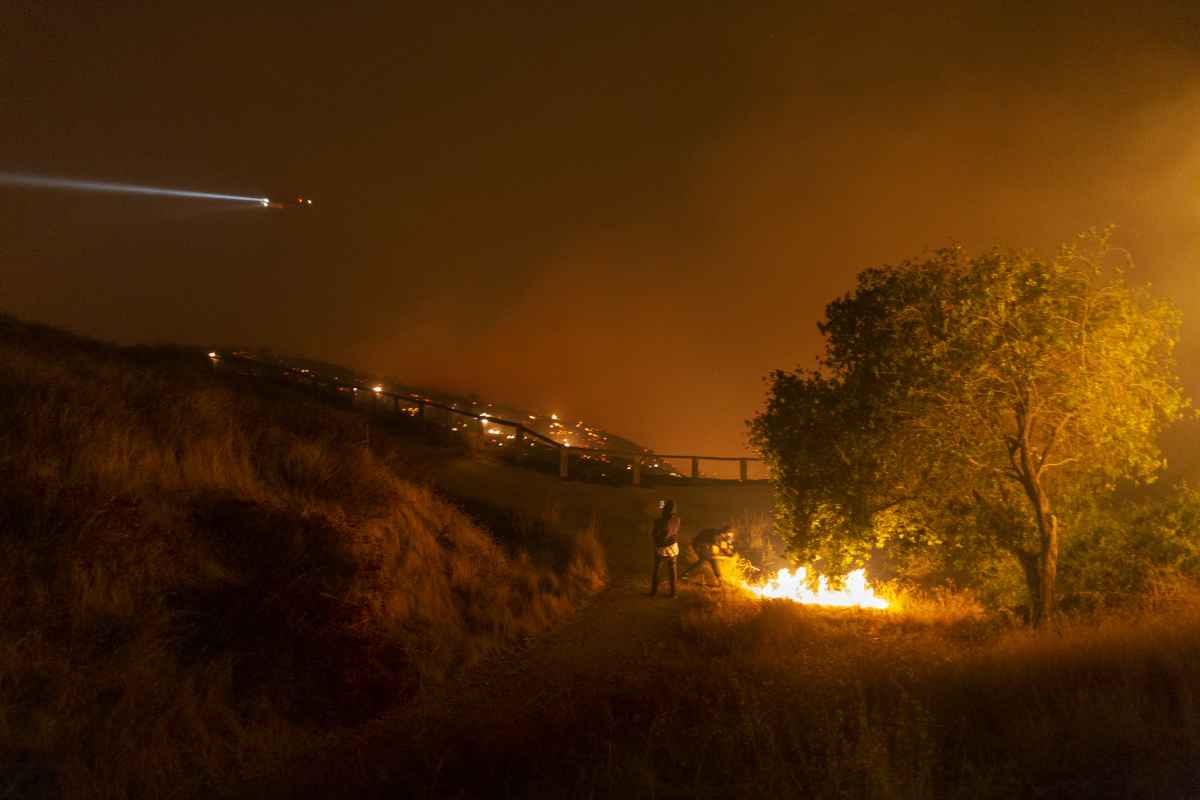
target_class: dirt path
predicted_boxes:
[226,458,768,799]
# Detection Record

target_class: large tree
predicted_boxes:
[751,233,1188,625]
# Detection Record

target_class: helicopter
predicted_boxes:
[261,195,314,209]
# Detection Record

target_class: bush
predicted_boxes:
[1059,485,1200,612]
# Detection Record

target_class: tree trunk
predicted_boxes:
[1035,511,1059,628]
[1013,548,1042,624]
[1016,418,1059,628]
[1020,482,1058,628]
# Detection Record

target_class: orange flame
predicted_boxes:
[743,567,888,609]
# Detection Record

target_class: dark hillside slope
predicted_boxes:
[0,315,604,800]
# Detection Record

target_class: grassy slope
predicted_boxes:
[6,313,1200,799]
[0,316,604,799]
[251,453,1200,799]
[248,582,1200,800]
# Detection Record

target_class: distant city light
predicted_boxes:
[372,385,382,393]
[207,351,218,358]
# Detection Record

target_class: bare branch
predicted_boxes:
[1036,413,1074,477]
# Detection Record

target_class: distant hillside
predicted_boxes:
[212,347,700,484]
[0,314,604,800]
[222,347,655,455]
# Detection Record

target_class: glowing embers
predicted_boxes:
[742,567,888,609]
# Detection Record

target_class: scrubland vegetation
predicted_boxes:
[5,311,1200,800]
[753,233,1190,627]
[660,592,1200,798]
[0,315,604,799]
[324,589,1200,799]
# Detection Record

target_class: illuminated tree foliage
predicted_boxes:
[751,232,1188,625]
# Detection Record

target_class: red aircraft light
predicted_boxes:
[263,195,314,209]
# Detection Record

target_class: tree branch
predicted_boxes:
[1036,413,1073,477]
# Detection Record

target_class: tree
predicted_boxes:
[750,232,1188,626]
[1059,483,1200,609]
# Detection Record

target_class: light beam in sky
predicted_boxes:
[0,173,268,205]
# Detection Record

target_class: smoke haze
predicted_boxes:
[4,2,1200,459]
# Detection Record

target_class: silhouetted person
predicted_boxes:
[681,525,736,586]
[649,499,680,597]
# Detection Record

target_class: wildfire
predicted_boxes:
[742,567,888,609]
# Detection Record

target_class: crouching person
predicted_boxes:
[650,499,681,597]
[681,524,736,587]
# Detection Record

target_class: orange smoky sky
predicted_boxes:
[4,2,1200,462]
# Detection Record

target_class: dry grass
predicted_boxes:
[351,588,1200,799]
[8,312,1198,799]
[0,315,605,799]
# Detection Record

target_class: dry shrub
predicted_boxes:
[0,314,605,799]
[884,584,991,628]
[661,596,1200,797]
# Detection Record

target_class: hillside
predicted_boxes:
[0,315,605,799]
[6,314,1200,800]
[216,348,660,464]
[240,460,1200,800]
[227,426,1200,799]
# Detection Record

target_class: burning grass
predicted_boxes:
[0,314,605,799]
[741,566,890,608]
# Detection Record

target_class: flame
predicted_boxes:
[743,567,888,609]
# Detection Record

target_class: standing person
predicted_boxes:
[681,524,736,587]
[649,499,681,597]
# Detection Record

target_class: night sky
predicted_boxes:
[5,2,1200,459]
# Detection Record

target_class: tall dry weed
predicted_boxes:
[377,592,1200,799]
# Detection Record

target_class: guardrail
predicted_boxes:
[213,352,765,485]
